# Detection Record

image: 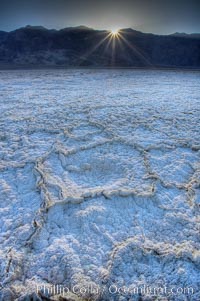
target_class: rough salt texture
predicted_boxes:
[0,69,199,301]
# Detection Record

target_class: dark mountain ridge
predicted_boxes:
[0,26,199,68]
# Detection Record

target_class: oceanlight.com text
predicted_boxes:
[36,283,194,298]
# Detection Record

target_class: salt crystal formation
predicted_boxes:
[0,69,199,301]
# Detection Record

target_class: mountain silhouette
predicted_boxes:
[0,26,199,68]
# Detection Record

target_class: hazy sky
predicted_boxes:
[0,0,200,34]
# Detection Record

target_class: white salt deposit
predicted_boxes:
[0,69,199,300]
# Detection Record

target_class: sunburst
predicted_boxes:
[110,28,120,37]
[77,27,150,67]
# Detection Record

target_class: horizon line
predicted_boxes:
[0,25,200,36]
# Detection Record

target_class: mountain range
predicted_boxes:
[0,25,200,68]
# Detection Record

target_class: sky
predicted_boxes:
[0,0,200,34]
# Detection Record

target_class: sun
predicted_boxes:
[110,28,120,36]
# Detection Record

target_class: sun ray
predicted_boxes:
[102,34,113,55]
[111,34,116,65]
[76,28,152,67]
[115,35,133,64]
[118,33,152,66]
[77,32,112,66]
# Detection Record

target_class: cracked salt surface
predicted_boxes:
[0,69,200,301]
